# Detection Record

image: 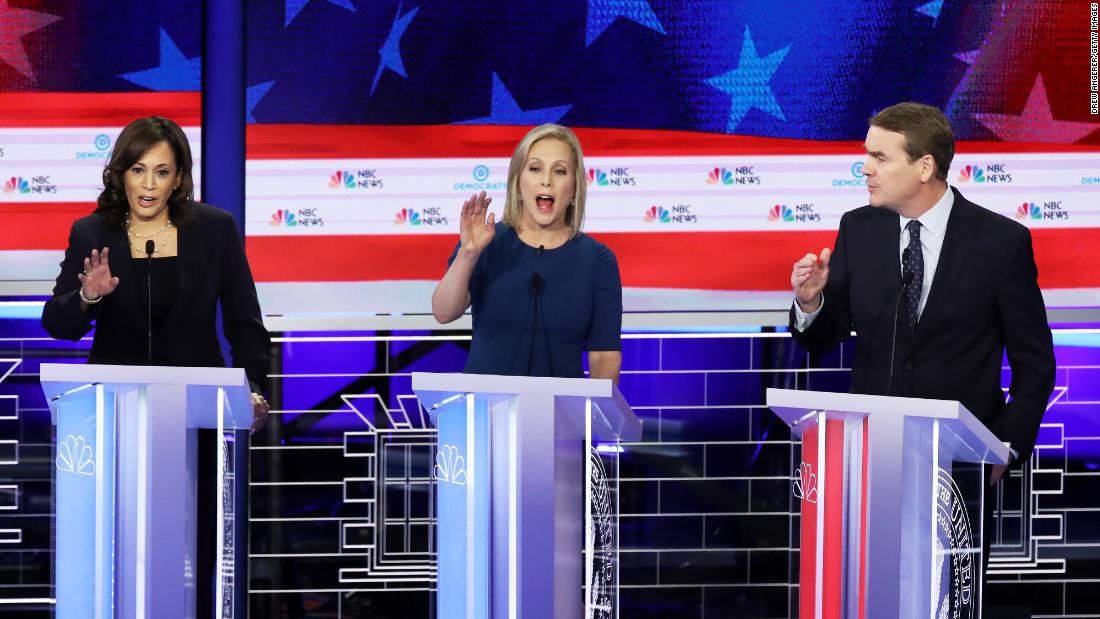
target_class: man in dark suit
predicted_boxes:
[789,102,1055,483]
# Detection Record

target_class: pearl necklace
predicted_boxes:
[127,217,174,254]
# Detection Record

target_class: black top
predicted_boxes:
[131,256,179,365]
[448,222,622,378]
[789,187,1055,462]
[42,203,271,394]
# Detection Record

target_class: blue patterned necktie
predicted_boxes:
[903,220,924,334]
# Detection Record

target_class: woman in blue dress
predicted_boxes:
[432,124,622,382]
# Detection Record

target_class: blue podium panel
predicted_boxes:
[54,384,115,619]
[434,394,490,617]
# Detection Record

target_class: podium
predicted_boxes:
[40,363,254,619]
[412,372,640,619]
[766,388,1010,619]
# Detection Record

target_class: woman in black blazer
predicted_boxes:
[41,117,271,430]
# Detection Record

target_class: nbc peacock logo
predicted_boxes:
[1016,202,1041,220]
[270,209,297,227]
[643,206,670,223]
[767,204,794,222]
[3,177,30,194]
[587,168,609,186]
[957,165,985,183]
[707,167,734,185]
[329,170,356,189]
[394,208,422,225]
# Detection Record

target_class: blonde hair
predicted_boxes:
[502,124,587,238]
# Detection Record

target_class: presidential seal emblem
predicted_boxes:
[933,468,975,619]
[587,447,616,619]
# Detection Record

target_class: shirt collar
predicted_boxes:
[899,185,954,240]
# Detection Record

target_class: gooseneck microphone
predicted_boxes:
[886,249,915,396]
[145,239,154,365]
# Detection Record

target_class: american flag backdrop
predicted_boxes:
[1,0,1099,313]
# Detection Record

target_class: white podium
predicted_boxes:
[767,388,1010,619]
[41,363,254,619]
[413,372,640,619]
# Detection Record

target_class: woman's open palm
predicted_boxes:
[77,247,120,300]
[459,191,495,254]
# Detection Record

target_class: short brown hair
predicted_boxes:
[869,102,954,182]
[96,116,196,229]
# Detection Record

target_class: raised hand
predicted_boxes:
[77,247,120,302]
[791,248,831,312]
[459,191,495,255]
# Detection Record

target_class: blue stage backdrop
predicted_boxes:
[2,0,1099,617]
[1,315,1099,617]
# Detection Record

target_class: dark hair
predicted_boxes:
[869,102,955,182]
[95,117,196,229]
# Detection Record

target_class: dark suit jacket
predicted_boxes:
[42,203,271,394]
[790,187,1055,462]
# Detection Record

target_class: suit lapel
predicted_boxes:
[867,208,903,326]
[105,225,138,316]
[164,219,204,327]
[912,189,979,343]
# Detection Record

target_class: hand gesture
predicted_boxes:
[77,247,119,302]
[791,248,831,312]
[459,191,495,256]
[251,393,271,435]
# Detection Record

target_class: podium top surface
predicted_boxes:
[40,363,251,400]
[411,372,640,441]
[413,371,616,399]
[40,363,255,430]
[766,388,1010,463]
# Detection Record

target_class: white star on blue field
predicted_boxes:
[705,27,790,133]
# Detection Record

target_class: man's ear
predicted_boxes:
[921,154,938,183]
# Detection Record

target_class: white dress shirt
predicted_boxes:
[794,186,955,330]
[791,187,1018,459]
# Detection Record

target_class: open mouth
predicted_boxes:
[138,195,159,207]
[535,194,555,213]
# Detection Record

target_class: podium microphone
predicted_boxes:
[887,252,915,396]
[145,239,154,365]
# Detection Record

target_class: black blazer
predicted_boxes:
[42,203,271,394]
[790,187,1055,462]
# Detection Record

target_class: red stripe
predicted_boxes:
[0,92,201,127]
[12,206,1100,291]
[823,419,847,619]
[0,202,92,249]
[245,124,1100,159]
[243,229,1100,290]
[1030,228,1098,289]
[800,424,819,619]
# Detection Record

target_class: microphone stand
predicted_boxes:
[146,239,154,365]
